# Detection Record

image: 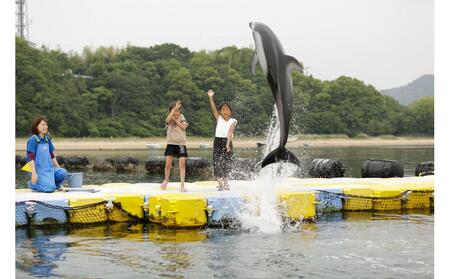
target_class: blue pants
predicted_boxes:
[28,168,67,193]
[54,168,67,188]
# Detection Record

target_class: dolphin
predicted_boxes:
[249,22,304,168]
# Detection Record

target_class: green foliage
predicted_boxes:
[15,37,434,138]
[400,97,434,135]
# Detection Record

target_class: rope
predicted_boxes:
[16,200,141,225]
[317,189,434,200]
[16,199,106,210]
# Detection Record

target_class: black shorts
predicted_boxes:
[213,137,233,178]
[164,144,188,158]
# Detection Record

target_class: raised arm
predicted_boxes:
[207,89,220,120]
[165,101,181,124]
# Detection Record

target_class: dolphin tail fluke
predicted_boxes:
[284,55,304,74]
[261,147,301,168]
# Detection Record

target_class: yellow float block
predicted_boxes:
[69,197,105,207]
[371,188,402,211]
[105,194,145,219]
[343,187,373,211]
[68,197,107,224]
[278,192,316,220]
[370,177,434,191]
[370,179,434,209]
[148,195,163,224]
[394,179,434,209]
[69,194,145,223]
[103,194,145,222]
[403,191,432,209]
[400,185,434,209]
[158,193,207,228]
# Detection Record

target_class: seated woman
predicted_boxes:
[26,116,67,193]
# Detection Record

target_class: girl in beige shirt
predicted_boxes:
[161,100,189,192]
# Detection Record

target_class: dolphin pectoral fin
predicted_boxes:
[261,147,301,168]
[251,51,259,76]
[284,55,304,74]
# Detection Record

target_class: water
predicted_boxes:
[262,106,281,156]
[16,211,433,279]
[15,145,434,278]
[15,146,434,188]
[238,109,303,234]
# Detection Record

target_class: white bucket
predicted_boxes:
[66,172,83,188]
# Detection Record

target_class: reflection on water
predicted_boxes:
[16,211,433,279]
[16,223,209,278]
[16,227,69,277]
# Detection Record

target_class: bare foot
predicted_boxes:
[160,179,169,190]
[180,187,187,192]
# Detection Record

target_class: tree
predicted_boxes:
[16,38,432,138]
[403,97,434,134]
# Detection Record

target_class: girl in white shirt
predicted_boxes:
[207,89,237,191]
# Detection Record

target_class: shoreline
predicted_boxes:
[15,136,434,151]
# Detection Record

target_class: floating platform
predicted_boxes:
[15,176,434,228]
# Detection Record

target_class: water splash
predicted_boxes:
[262,105,280,158]
[239,166,282,234]
[239,105,302,234]
[239,163,302,234]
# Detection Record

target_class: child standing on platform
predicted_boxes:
[207,89,237,191]
[161,100,189,192]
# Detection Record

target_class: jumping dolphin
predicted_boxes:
[249,22,304,168]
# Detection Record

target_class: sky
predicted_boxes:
[25,0,433,90]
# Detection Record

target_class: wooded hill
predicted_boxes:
[382,74,434,106]
[15,37,434,138]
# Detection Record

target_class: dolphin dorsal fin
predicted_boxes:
[284,55,304,74]
[250,51,259,76]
